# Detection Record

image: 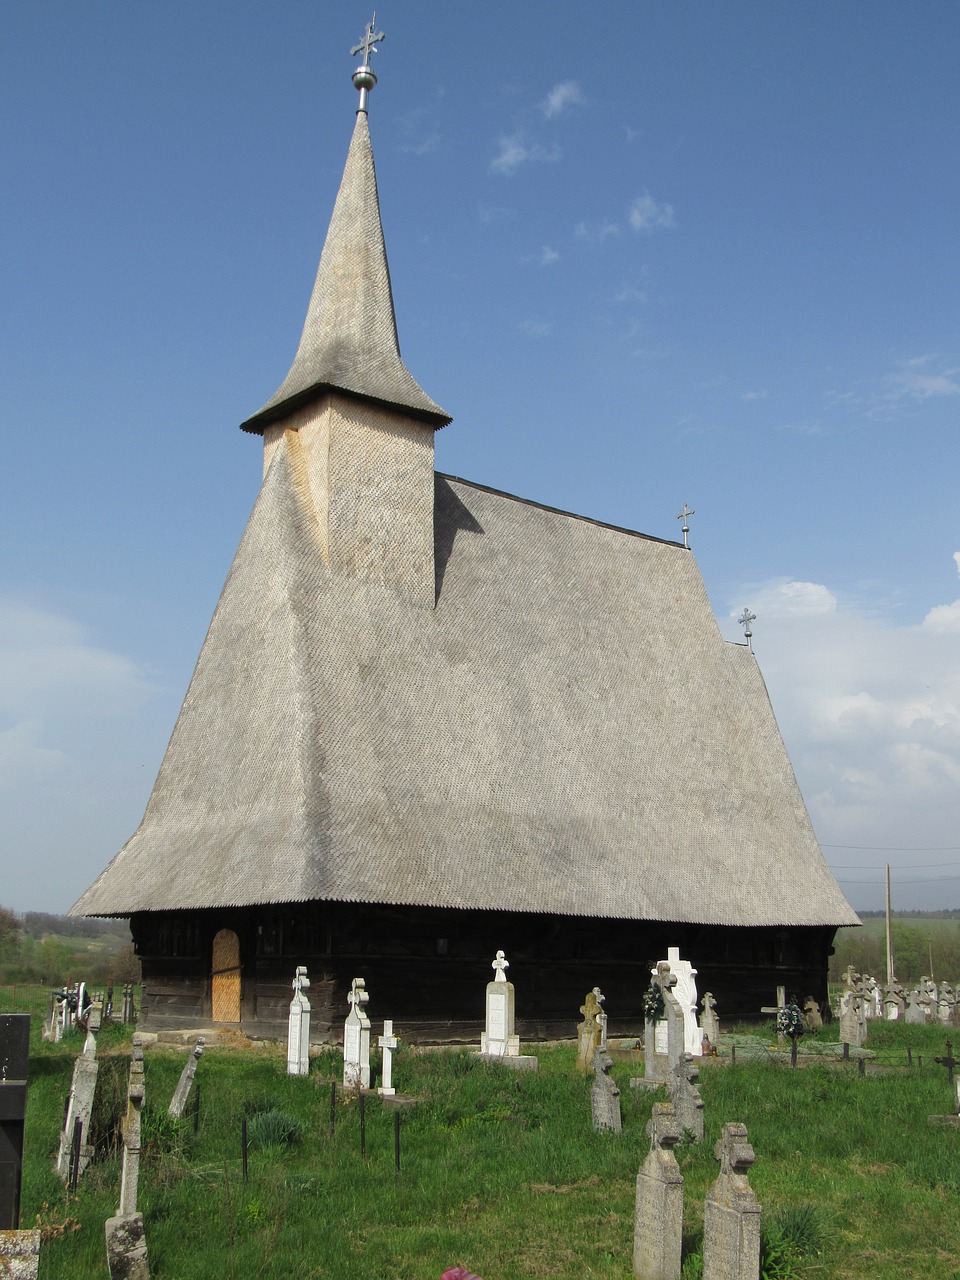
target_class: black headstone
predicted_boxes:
[0,1014,30,1230]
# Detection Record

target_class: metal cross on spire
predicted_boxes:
[351,13,386,113]
[738,608,757,653]
[676,502,695,549]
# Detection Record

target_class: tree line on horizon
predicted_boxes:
[0,904,138,986]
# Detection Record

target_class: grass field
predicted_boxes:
[5,986,960,1280]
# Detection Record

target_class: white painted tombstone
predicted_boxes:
[168,1038,204,1118]
[378,1020,398,1097]
[56,1000,102,1180]
[700,992,720,1047]
[286,966,311,1076]
[343,977,371,1089]
[652,948,701,1057]
[480,951,520,1058]
[105,1036,148,1280]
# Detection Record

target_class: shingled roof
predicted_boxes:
[72,82,856,932]
[240,111,450,433]
[73,445,857,928]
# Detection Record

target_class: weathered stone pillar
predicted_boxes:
[633,1102,683,1280]
[105,1035,149,1280]
[703,1122,760,1280]
[168,1037,204,1118]
[670,1052,704,1142]
[591,1050,622,1133]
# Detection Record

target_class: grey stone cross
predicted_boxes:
[714,1121,756,1178]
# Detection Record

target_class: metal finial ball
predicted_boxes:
[352,66,377,93]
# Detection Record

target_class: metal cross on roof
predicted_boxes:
[738,607,756,653]
[351,14,385,113]
[676,503,695,549]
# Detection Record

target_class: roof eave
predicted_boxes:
[240,381,452,434]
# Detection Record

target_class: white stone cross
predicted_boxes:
[378,1019,399,1096]
[287,966,311,1077]
[343,977,371,1089]
[492,950,510,982]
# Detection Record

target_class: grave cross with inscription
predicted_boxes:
[343,978,371,1089]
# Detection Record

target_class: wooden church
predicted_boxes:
[72,32,858,1041]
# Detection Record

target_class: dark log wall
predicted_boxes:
[131,903,839,1042]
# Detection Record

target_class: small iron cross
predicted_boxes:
[934,1041,958,1087]
[738,607,756,652]
[351,14,385,64]
[676,503,695,549]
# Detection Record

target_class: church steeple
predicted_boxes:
[240,22,450,435]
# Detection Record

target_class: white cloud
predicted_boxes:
[521,246,559,267]
[721,563,960,905]
[540,80,585,119]
[490,133,561,175]
[891,354,960,401]
[741,390,768,401]
[628,192,676,233]
[517,319,551,338]
[575,219,620,242]
[0,599,153,720]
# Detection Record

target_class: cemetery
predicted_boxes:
[3,956,960,1279]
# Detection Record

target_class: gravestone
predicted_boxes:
[802,997,823,1031]
[591,1050,622,1133]
[56,1000,102,1181]
[653,948,701,1057]
[168,1038,204,1118]
[105,1035,149,1280]
[884,982,905,1021]
[670,1052,704,1142]
[480,951,520,1059]
[0,1229,41,1279]
[703,1122,761,1280]
[343,977,371,1089]
[938,983,955,1027]
[700,992,720,1048]
[644,965,684,1083]
[121,985,135,1025]
[286,966,311,1076]
[378,1020,398,1097]
[0,1016,30,1232]
[838,990,863,1048]
[905,989,926,1025]
[595,987,608,1052]
[576,989,603,1072]
[633,1102,683,1280]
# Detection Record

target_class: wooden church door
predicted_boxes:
[211,928,242,1023]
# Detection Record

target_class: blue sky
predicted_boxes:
[2,3,959,915]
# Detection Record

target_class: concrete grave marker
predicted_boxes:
[802,997,823,1031]
[670,1052,704,1142]
[105,1035,149,1280]
[56,1000,102,1181]
[591,1050,622,1133]
[654,948,701,1057]
[905,989,926,1025]
[633,1102,683,1280]
[703,1123,761,1280]
[378,1020,398,1097]
[577,989,603,1072]
[286,966,311,1076]
[700,992,720,1049]
[0,1229,41,1280]
[343,978,371,1089]
[838,990,864,1048]
[480,951,520,1059]
[168,1038,204,1118]
[643,965,684,1084]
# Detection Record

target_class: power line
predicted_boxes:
[822,843,960,852]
